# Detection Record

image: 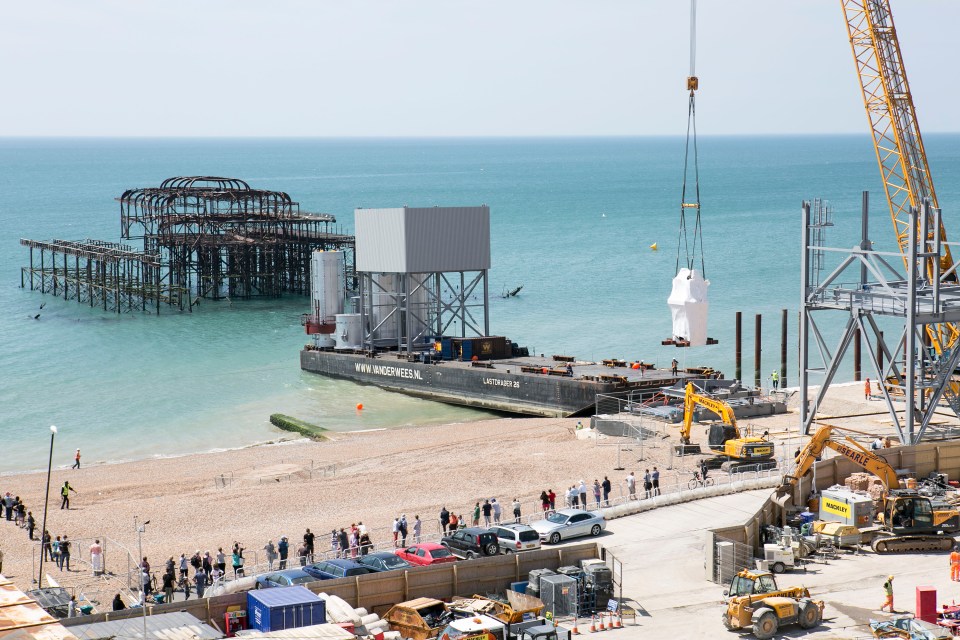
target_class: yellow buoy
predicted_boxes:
[650,243,658,251]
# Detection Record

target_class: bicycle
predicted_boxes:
[688,470,715,489]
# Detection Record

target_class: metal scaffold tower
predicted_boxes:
[800,193,960,444]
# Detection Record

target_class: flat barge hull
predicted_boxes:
[300,349,685,417]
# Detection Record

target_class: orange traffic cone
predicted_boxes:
[599,614,608,631]
[572,617,580,635]
[614,614,622,628]
[588,616,596,633]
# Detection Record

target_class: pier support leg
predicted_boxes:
[754,313,762,388]
[780,308,788,387]
[735,311,742,382]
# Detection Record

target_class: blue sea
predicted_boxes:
[3,136,959,473]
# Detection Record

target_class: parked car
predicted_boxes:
[357,551,414,573]
[490,524,541,554]
[395,543,457,566]
[254,568,316,589]
[440,527,500,559]
[530,509,606,544]
[302,559,374,580]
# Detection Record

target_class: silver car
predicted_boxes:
[530,509,606,544]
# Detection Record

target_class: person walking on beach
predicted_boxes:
[161,569,175,604]
[277,538,288,569]
[179,571,191,601]
[26,512,35,541]
[330,530,339,557]
[643,469,652,499]
[671,358,678,376]
[473,502,481,527]
[771,370,779,391]
[548,489,556,510]
[52,536,62,569]
[449,512,459,530]
[231,544,244,578]
[359,530,372,555]
[880,575,895,612]
[303,529,315,562]
[178,554,188,580]
[626,472,637,500]
[42,530,52,561]
[264,540,277,571]
[413,515,422,543]
[439,506,450,533]
[652,467,661,496]
[337,528,348,558]
[72,449,81,469]
[593,480,602,508]
[579,480,588,508]
[602,476,611,506]
[491,498,502,524]
[482,499,492,526]
[540,491,550,512]
[90,539,103,576]
[3,493,13,520]
[512,498,522,523]
[195,566,207,599]
[215,548,226,575]
[399,515,409,547]
[61,536,71,571]
[60,481,76,510]
[865,378,872,401]
[202,551,212,576]
[392,518,400,547]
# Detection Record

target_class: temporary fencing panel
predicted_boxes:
[539,575,578,618]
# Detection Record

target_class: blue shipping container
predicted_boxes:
[247,586,326,632]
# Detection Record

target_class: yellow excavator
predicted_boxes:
[679,383,776,472]
[780,424,960,553]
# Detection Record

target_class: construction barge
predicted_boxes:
[298,204,713,416]
[301,346,697,417]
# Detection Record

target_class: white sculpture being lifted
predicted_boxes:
[667,268,710,346]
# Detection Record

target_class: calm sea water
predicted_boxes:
[2,136,959,473]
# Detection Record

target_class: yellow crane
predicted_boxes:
[842,0,958,352]
[679,383,776,471]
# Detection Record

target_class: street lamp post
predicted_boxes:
[37,425,57,586]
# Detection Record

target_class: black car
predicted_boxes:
[440,527,500,559]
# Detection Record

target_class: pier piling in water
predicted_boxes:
[780,309,788,387]
[754,313,762,388]
[735,311,742,382]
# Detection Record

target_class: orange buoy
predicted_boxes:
[631,363,641,370]
[356,403,364,411]
[541,367,549,374]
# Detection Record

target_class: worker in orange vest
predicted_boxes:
[880,575,895,613]
[951,546,960,581]
[865,378,872,401]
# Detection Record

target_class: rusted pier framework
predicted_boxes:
[21,176,355,312]
[19,239,166,313]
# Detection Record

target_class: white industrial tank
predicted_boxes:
[667,268,710,346]
[334,313,362,350]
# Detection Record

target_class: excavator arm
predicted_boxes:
[786,424,900,494]
[681,382,739,445]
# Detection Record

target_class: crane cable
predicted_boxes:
[676,0,706,278]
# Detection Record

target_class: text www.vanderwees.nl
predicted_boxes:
[355,362,423,380]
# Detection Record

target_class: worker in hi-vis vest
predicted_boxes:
[951,546,960,581]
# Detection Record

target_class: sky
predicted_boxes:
[2,1,958,137]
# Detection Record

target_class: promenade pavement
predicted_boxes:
[560,488,958,638]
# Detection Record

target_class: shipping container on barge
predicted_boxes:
[299,205,701,417]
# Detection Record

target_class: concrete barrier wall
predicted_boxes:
[62,543,600,627]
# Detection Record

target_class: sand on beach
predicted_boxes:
[0,416,692,599]
[0,381,937,605]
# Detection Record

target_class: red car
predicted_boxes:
[395,543,457,566]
